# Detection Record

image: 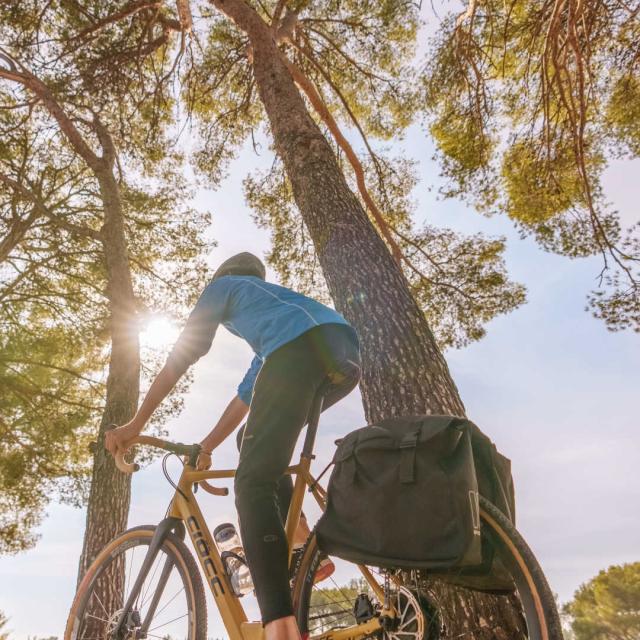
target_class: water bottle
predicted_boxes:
[213,522,254,597]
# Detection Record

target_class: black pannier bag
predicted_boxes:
[431,421,516,593]
[316,415,483,570]
[316,415,517,593]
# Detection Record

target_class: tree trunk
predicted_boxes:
[210,2,527,637]
[77,169,140,626]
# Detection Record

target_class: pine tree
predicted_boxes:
[423,0,640,331]
[0,2,209,623]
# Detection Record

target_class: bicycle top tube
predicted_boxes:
[108,433,306,497]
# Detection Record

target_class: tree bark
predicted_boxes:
[210,1,526,637]
[77,168,140,628]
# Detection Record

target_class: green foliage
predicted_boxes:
[0,1,211,553]
[563,562,640,640]
[0,315,102,553]
[607,75,640,157]
[423,0,640,331]
[501,140,591,224]
[186,15,264,186]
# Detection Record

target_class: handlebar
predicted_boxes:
[90,432,229,496]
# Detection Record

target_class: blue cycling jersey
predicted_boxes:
[166,276,349,404]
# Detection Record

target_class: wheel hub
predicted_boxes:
[106,608,142,640]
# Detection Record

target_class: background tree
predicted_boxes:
[563,562,640,640]
[0,2,210,619]
[0,116,105,552]
[423,0,640,332]
[0,315,100,553]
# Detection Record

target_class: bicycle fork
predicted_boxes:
[111,517,184,640]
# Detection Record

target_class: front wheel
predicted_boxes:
[65,525,207,640]
[292,496,562,640]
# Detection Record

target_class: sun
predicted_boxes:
[140,316,180,350]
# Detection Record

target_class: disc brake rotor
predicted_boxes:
[384,587,425,640]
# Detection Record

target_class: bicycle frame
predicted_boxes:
[164,456,387,640]
[114,392,391,640]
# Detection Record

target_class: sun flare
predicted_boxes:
[140,316,180,350]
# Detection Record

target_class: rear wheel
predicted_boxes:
[292,497,562,640]
[65,525,207,640]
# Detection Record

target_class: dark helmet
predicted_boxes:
[212,252,266,281]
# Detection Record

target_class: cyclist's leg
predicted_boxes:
[236,423,294,526]
[235,341,325,625]
[280,325,360,549]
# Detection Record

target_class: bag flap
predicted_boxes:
[333,415,471,463]
[331,425,393,462]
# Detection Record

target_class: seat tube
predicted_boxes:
[302,392,324,458]
[285,392,323,560]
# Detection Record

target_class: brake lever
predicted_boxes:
[200,480,229,496]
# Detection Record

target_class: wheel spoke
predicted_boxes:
[309,598,355,609]
[138,552,162,609]
[85,614,109,624]
[126,545,136,596]
[90,591,109,617]
[147,612,188,632]
[147,585,185,622]
[400,612,416,627]
[309,610,352,622]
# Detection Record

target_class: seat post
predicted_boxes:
[302,391,324,458]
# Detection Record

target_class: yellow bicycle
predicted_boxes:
[65,392,562,640]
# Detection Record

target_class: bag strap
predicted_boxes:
[398,429,420,484]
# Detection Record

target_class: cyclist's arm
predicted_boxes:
[133,362,183,428]
[140,280,229,422]
[105,362,183,455]
[200,395,249,453]
[106,282,227,456]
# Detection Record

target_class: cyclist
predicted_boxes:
[106,252,361,640]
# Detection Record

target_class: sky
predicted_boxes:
[1,24,640,640]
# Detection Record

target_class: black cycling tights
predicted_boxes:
[234,323,360,625]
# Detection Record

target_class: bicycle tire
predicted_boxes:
[292,496,562,640]
[65,525,207,640]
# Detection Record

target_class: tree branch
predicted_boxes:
[0,358,104,386]
[0,172,102,241]
[0,205,41,263]
[72,1,162,41]
[0,50,102,171]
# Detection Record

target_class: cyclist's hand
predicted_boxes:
[105,421,141,457]
[196,450,212,471]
